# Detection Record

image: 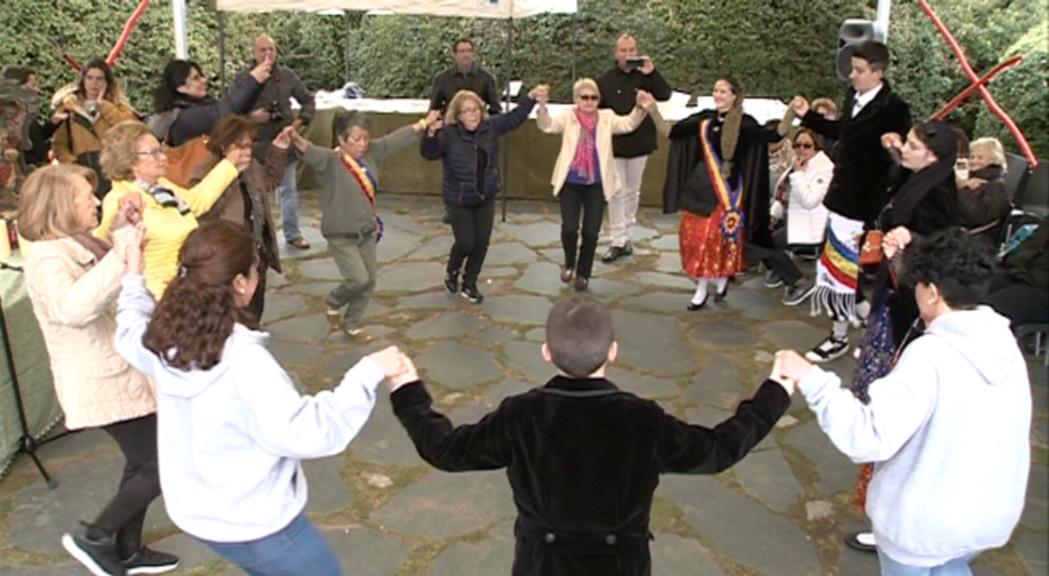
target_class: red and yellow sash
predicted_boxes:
[698,118,745,244]
[340,153,384,242]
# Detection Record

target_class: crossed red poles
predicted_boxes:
[920,0,1038,167]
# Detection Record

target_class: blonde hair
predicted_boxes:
[100,120,154,181]
[811,97,838,119]
[17,164,97,241]
[970,137,1007,172]
[445,90,489,126]
[572,78,600,100]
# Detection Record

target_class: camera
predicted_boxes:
[266,100,283,123]
[625,57,645,69]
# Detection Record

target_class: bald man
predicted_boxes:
[235,34,316,249]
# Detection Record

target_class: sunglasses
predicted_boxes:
[578,94,599,101]
[793,142,814,150]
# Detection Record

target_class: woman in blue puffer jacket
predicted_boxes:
[421,85,545,303]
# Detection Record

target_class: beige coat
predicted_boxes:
[537,105,647,199]
[24,237,155,429]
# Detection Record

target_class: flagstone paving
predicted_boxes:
[0,194,1044,575]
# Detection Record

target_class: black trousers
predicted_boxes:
[559,183,606,279]
[750,228,805,287]
[447,195,496,285]
[93,414,162,559]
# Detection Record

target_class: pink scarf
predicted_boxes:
[571,109,599,184]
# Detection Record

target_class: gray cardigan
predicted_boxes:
[301,124,420,239]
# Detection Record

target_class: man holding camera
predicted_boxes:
[237,34,316,250]
[597,34,672,263]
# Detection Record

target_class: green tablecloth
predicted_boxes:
[0,268,60,479]
[299,109,671,206]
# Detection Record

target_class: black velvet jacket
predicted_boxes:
[392,375,791,576]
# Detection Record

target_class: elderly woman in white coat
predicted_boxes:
[766,128,835,306]
[537,79,653,291]
[18,164,179,575]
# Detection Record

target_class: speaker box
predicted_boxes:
[837,19,880,81]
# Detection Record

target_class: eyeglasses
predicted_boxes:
[578,94,599,102]
[793,142,814,150]
[136,147,166,159]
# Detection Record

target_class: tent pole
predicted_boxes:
[501,15,514,223]
[218,11,227,93]
[571,11,577,80]
[344,12,352,82]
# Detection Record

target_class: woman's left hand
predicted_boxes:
[224,143,253,172]
[636,90,655,109]
[528,84,550,104]
[883,226,913,259]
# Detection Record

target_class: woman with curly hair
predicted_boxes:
[114,220,408,576]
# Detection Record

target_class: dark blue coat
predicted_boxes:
[421,96,535,207]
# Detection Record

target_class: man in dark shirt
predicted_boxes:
[597,34,673,263]
[236,34,316,250]
[430,38,502,116]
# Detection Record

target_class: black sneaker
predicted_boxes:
[123,547,180,575]
[444,272,459,294]
[782,279,816,306]
[460,283,483,304]
[805,334,850,363]
[62,528,127,576]
[763,271,784,289]
[601,242,632,263]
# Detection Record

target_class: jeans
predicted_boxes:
[607,156,648,247]
[878,550,976,576]
[93,414,161,559]
[559,182,606,279]
[326,235,378,328]
[447,195,496,285]
[277,161,302,242]
[202,513,342,576]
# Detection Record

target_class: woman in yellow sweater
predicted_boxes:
[96,121,249,298]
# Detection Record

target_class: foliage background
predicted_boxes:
[1,0,1045,156]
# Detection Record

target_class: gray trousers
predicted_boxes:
[325,235,378,328]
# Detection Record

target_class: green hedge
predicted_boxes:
[1,0,1043,157]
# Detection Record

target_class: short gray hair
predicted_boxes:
[334,110,371,141]
[970,137,1007,172]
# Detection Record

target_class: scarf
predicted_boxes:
[719,104,743,179]
[340,153,384,242]
[570,109,599,185]
[885,121,958,227]
[134,179,190,215]
[70,231,110,261]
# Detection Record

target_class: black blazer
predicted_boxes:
[802,82,911,224]
[392,375,790,576]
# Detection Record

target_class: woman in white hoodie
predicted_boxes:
[536,79,652,291]
[114,220,409,576]
[776,228,1030,576]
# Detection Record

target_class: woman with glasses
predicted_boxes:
[97,120,248,298]
[422,86,543,304]
[764,128,835,304]
[50,58,138,198]
[652,76,779,310]
[536,79,653,291]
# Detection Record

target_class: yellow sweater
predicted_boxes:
[96,160,239,297]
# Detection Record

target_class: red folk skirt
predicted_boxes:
[679,207,744,279]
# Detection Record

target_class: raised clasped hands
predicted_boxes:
[529,84,550,105]
[790,96,810,118]
[424,109,444,135]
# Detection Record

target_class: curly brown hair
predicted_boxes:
[143,220,258,371]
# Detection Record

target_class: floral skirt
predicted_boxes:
[679,207,744,279]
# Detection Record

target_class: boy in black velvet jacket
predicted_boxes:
[388,298,794,576]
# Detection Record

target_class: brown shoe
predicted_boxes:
[573,276,589,292]
[560,266,574,284]
[288,237,311,250]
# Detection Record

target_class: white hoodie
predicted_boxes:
[798,306,1030,566]
[114,274,383,542]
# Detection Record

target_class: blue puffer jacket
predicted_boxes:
[421,96,535,207]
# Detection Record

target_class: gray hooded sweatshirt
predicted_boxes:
[798,306,1030,566]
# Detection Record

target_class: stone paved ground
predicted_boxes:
[0,194,1045,576]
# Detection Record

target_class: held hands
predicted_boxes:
[772,350,814,392]
[529,84,550,105]
[50,111,69,125]
[272,125,296,150]
[883,226,913,259]
[415,110,443,134]
[249,58,274,84]
[111,220,146,274]
[111,193,145,230]
[287,127,309,152]
[368,347,420,392]
[790,96,810,118]
[636,89,655,110]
